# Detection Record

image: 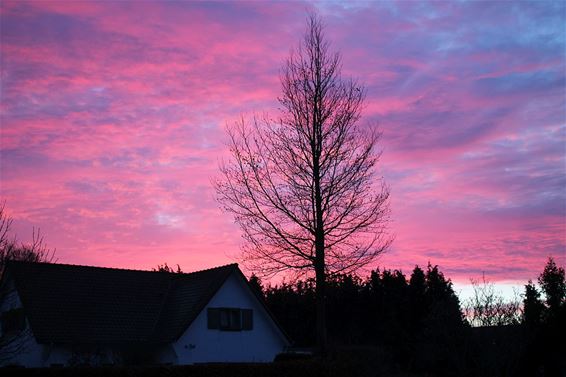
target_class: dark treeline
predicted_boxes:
[252,264,468,375]
[256,264,462,347]
[251,259,565,377]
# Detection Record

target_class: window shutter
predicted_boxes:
[242,309,253,330]
[207,308,220,329]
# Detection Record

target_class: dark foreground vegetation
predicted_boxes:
[0,348,413,377]
[256,259,565,377]
[1,334,564,377]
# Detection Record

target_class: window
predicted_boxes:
[219,308,240,330]
[1,308,25,335]
[208,308,253,331]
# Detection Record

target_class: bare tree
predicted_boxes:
[0,202,56,278]
[215,14,391,352]
[465,275,522,327]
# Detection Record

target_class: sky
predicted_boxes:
[1,1,565,297]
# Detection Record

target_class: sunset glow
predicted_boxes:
[1,1,564,289]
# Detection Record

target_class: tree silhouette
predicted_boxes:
[520,258,566,376]
[248,274,264,299]
[0,202,56,278]
[465,274,521,327]
[522,280,544,327]
[538,256,565,317]
[262,264,466,370]
[408,266,427,339]
[215,14,391,352]
[152,262,183,273]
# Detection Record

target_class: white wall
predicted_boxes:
[172,272,289,364]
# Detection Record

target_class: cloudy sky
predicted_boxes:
[1,1,564,292]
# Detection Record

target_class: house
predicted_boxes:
[0,261,290,367]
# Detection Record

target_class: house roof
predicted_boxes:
[2,261,238,345]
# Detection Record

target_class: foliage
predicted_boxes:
[537,256,565,316]
[259,259,566,375]
[263,264,466,373]
[522,280,544,327]
[518,257,566,375]
[248,274,264,298]
[520,257,566,327]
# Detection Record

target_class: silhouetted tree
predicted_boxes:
[265,280,316,346]
[538,257,565,318]
[519,258,566,377]
[522,280,544,327]
[2,230,53,266]
[152,263,183,273]
[407,266,427,351]
[422,263,464,331]
[263,262,467,369]
[465,275,522,327]
[409,265,426,298]
[413,264,467,374]
[215,13,391,352]
[0,202,56,278]
[539,258,565,375]
[326,273,363,343]
[248,274,264,299]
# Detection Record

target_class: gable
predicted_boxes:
[204,271,290,344]
[172,271,290,363]
[149,265,236,342]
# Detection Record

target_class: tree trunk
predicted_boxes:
[313,101,327,354]
[315,254,327,355]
